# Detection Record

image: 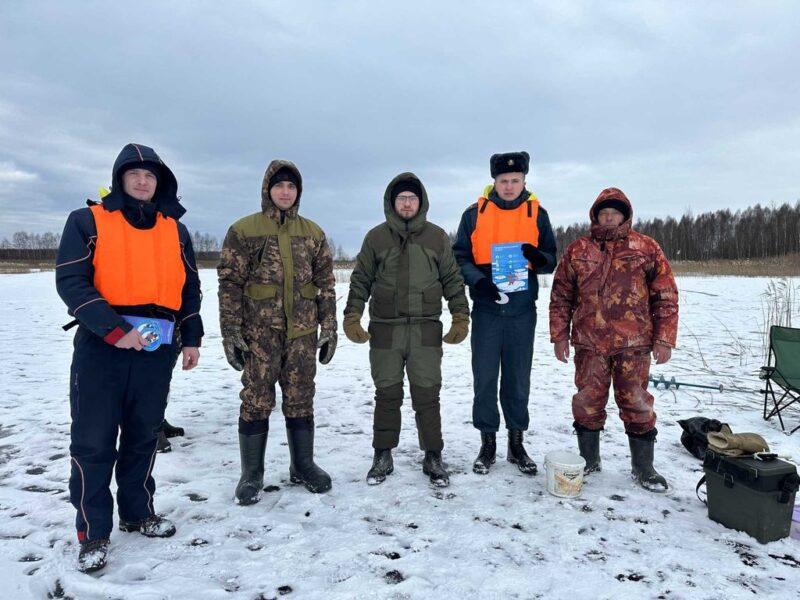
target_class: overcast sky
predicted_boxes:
[1,1,798,254]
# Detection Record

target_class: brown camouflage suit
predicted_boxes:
[218,160,336,421]
[549,188,678,433]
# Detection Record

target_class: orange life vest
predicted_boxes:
[90,204,185,310]
[471,193,541,265]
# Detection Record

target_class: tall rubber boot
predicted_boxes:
[575,422,602,475]
[286,417,332,493]
[235,418,269,506]
[235,432,268,505]
[507,429,538,475]
[628,430,670,493]
[473,432,496,474]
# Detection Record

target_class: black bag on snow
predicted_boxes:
[677,417,729,460]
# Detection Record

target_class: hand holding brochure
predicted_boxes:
[491,242,529,293]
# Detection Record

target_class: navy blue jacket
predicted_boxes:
[55,143,204,346]
[452,187,557,316]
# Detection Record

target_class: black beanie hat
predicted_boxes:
[119,161,160,182]
[593,198,630,221]
[391,180,422,200]
[269,167,300,190]
[490,151,530,178]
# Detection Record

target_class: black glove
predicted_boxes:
[318,327,338,365]
[474,278,501,302]
[221,326,249,371]
[521,243,548,268]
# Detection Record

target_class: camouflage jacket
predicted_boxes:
[549,188,678,355]
[345,172,469,324]
[217,160,336,340]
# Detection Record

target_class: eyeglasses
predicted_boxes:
[396,194,419,203]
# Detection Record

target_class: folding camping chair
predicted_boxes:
[761,325,800,435]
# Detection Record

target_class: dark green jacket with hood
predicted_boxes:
[345,172,469,325]
[218,159,336,340]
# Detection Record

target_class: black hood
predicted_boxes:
[104,143,185,220]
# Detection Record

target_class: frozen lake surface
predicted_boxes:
[0,271,798,599]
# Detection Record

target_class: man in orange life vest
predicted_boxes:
[56,143,204,573]
[453,151,557,476]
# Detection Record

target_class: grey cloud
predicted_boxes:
[1,1,799,254]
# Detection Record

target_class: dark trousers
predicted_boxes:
[471,308,536,432]
[69,327,174,542]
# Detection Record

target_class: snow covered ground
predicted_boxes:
[1,271,799,599]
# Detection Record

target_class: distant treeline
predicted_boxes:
[553,201,800,261]
[4,202,799,263]
[0,230,354,262]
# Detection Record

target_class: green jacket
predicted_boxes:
[218,159,336,339]
[345,172,469,324]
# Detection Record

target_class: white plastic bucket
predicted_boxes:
[544,451,586,498]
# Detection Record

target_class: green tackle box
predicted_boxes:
[703,450,799,543]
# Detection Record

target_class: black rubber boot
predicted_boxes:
[628,430,670,493]
[473,432,496,474]
[422,450,450,487]
[286,417,332,493]
[235,431,268,505]
[507,429,538,475]
[366,448,394,485]
[162,419,185,438]
[575,423,602,475]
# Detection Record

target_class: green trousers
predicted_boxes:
[368,321,443,451]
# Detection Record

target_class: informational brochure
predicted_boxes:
[491,242,529,293]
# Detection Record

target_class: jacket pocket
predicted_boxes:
[368,322,394,350]
[420,320,443,347]
[371,285,396,319]
[244,283,278,300]
[294,282,320,332]
[612,254,645,271]
[299,282,318,300]
[422,282,443,315]
[572,257,602,286]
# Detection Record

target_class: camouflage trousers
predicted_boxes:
[240,328,317,422]
[572,348,656,434]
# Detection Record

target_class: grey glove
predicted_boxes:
[221,326,249,371]
[318,327,338,365]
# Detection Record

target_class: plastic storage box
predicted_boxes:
[703,450,799,544]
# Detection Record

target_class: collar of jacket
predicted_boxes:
[590,221,631,241]
[100,189,173,227]
[484,185,536,209]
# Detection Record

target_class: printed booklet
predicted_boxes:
[491,242,528,293]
